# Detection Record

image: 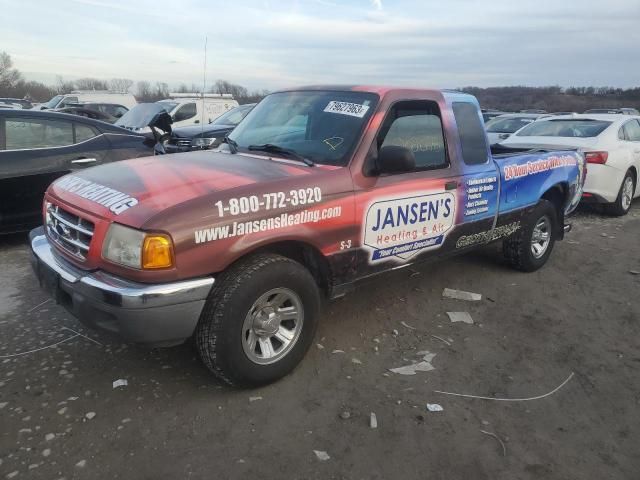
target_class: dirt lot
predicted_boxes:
[1,205,639,480]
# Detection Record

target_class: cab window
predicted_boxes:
[2,117,74,150]
[378,100,448,170]
[173,103,197,122]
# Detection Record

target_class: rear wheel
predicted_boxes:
[195,253,320,387]
[605,171,635,216]
[503,199,558,272]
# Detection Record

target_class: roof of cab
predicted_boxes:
[272,84,472,99]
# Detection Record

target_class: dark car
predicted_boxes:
[0,98,33,109]
[0,109,162,234]
[165,103,255,153]
[56,102,129,123]
[56,106,116,123]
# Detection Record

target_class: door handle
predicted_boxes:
[194,120,200,124]
[445,181,458,190]
[71,158,97,164]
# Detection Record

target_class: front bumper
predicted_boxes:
[29,227,214,346]
[164,144,192,154]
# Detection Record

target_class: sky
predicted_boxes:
[1,0,639,92]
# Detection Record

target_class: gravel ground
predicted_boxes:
[1,204,639,480]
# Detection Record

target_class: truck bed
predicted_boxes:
[491,144,578,158]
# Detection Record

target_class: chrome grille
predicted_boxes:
[45,202,94,260]
[176,139,191,147]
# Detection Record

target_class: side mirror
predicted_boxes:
[377,145,416,174]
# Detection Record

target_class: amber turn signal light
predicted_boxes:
[142,235,174,269]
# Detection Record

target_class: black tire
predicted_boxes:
[503,199,558,272]
[195,253,320,388]
[604,171,635,217]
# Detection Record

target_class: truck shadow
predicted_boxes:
[0,231,30,248]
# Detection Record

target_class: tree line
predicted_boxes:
[460,86,640,113]
[0,52,267,104]
[2,51,639,111]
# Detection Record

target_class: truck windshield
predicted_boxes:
[43,95,63,109]
[228,91,378,166]
[516,119,612,138]
[486,116,536,133]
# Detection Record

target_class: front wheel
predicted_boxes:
[503,199,558,272]
[605,171,635,216]
[195,253,320,387]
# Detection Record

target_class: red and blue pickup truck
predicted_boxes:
[30,86,586,386]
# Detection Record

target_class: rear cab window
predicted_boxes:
[452,102,489,165]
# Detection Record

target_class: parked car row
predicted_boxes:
[33,91,137,110]
[0,98,34,109]
[502,114,640,216]
[164,103,255,153]
[2,82,638,388]
[0,108,171,234]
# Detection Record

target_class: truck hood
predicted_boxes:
[48,151,335,228]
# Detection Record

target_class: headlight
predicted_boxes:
[192,137,216,148]
[102,224,174,269]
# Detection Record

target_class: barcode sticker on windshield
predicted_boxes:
[324,101,370,118]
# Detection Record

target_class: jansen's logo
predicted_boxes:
[364,192,456,262]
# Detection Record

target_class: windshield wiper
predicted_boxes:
[222,136,238,154]
[248,144,315,167]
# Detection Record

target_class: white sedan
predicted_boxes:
[484,113,549,145]
[501,114,640,215]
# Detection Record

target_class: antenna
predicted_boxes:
[201,36,207,135]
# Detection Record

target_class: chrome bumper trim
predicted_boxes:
[31,233,214,310]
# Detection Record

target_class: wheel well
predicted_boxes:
[628,167,637,190]
[541,184,567,213]
[253,241,332,297]
[541,184,567,238]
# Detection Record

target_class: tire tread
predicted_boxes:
[196,253,314,387]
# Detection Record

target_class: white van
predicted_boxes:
[36,91,138,110]
[156,93,239,128]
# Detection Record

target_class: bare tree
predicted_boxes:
[74,77,109,90]
[211,79,248,99]
[153,82,169,100]
[136,80,152,101]
[56,76,76,94]
[109,78,134,93]
[0,52,23,89]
